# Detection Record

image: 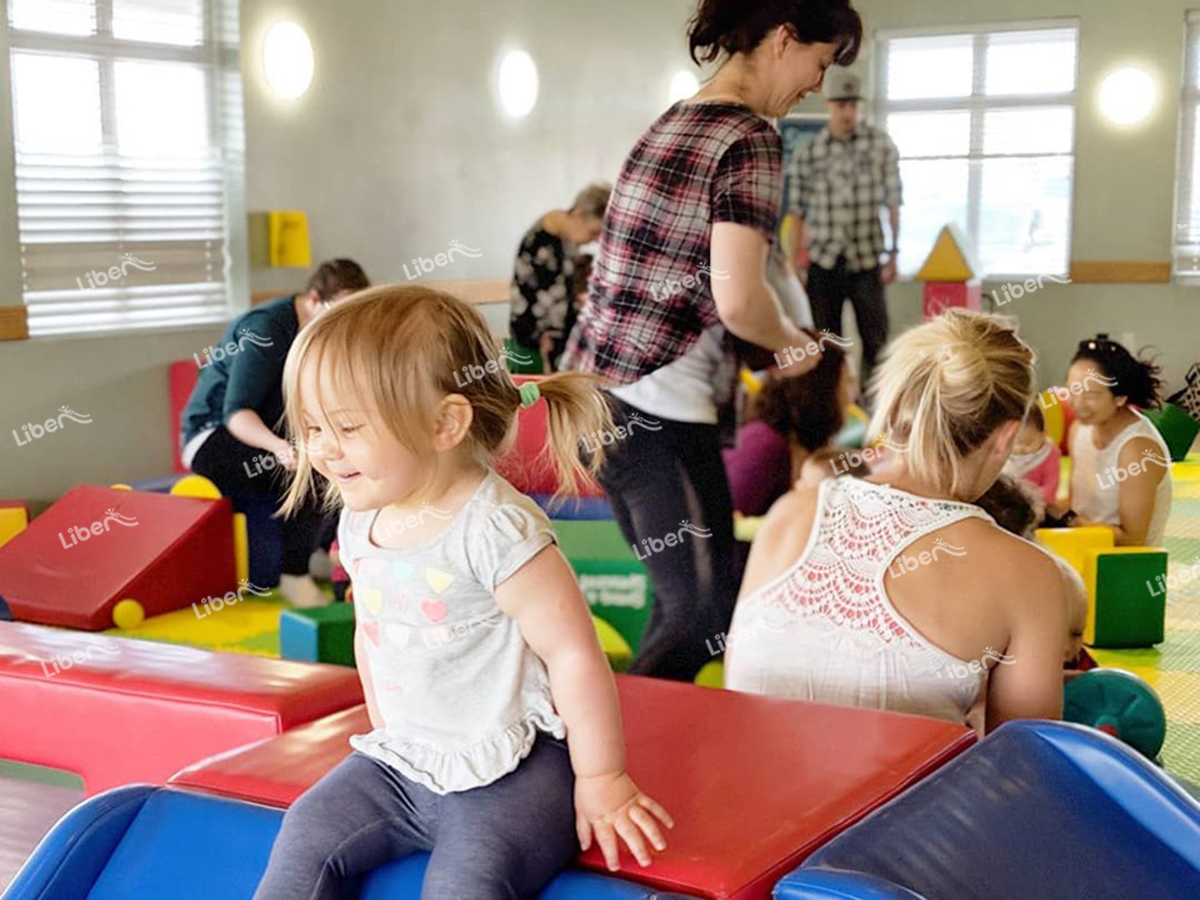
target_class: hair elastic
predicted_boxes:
[519,382,542,409]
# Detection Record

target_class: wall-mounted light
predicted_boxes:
[1098,66,1156,126]
[263,21,314,99]
[498,50,539,118]
[669,70,700,104]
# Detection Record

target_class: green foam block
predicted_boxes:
[1091,550,1168,649]
[1145,403,1200,462]
[553,519,651,652]
[279,604,356,667]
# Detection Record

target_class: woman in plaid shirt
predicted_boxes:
[562,0,863,680]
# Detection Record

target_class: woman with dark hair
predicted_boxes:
[562,0,863,680]
[724,345,853,516]
[1056,334,1173,546]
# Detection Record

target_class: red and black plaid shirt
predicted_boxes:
[562,102,783,386]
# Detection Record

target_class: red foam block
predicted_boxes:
[493,376,605,498]
[923,280,982,320]
[0,485,236,630]
[171,676,974,899]
[170,359,200,474]
[0,622,363,795]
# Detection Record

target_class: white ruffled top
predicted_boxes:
[338,470,566,794]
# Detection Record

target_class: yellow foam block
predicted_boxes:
[0,507,28,548]
[1041,392,1065,447]
[233,512,249,584]
[1035,526,1115,576]
[735,514,765,543]
[915,224,981,282]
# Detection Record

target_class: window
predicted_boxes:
[6,0,245,337]
[1176,12,1200,282]
[875,22,1079,279]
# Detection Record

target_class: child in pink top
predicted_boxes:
[1003,404,1061,506]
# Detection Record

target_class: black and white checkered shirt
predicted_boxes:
[788,123,902,273]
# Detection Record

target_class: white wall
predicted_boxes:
[3,0,1200,503]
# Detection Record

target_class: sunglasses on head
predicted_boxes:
[1078,334,1119,354]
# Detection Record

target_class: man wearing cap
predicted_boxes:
[788,70,902,392]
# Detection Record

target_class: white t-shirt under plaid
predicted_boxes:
[788,123,903,273]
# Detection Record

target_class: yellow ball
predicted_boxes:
[112,599,145,630]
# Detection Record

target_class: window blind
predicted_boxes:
[7,0,244,337]
[1175,11,1200,282]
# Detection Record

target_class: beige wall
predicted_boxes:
[2,0,1199,503]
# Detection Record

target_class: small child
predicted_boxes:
[253,287,672,900]
[723,343,853,516]
[1002,403,1060,507]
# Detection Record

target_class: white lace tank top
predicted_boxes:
[725,477,994,724]
[1071,411,1173,547]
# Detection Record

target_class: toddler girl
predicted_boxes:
[253,286,672,900]
[1002,403,1061,506]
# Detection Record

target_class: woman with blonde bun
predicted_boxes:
[725,310,1072,734]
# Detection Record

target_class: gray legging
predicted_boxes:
[253,735,577,900]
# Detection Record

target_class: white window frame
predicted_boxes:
[1175,11,1200,284]
[3,0,247,339]
[872,18,1080,282]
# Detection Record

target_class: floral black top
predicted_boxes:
[509,222,577,367]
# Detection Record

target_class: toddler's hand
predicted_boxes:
[575,771,673,872]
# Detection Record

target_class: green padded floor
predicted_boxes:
[1090,471,1200,783]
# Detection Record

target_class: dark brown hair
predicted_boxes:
[1071,334,1164,410]
[755,343,847,451]
[688,0,863,66]
[306,259,371,303]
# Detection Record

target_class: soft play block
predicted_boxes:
[0,485,237,630]
[169,359,200,474]
[1083,547,1168,648]
[0,500,29,548]
[775,721,1200,900]
[1145,402,1200,462]
[280,604,356,667]
[922,280,981,320]
[554,519,651,651]
[5,786,699,900]
[173,677,975,900]
[0,621,363,794]
[494,376,606,498]
[1035,526,1115,576]
[915,224,980,283]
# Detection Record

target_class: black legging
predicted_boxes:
[190,426,330,577]
[597,397,742,681]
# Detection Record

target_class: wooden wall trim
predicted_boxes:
[1068,262,1171,284]
[0,306,29,341]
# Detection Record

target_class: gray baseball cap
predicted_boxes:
[825,70,863,102]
